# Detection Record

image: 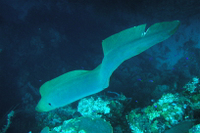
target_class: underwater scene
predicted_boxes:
[0,0,200,133]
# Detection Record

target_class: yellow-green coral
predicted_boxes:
[189,124,200,133]
[144,106,161,121]
[184,77,199,93]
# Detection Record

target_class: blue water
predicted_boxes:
[0,0,199,132]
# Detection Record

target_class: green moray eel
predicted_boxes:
[36,20,180,112]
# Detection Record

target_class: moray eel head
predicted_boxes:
[35,98,56,112]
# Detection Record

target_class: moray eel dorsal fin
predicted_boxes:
[36,20,180,112]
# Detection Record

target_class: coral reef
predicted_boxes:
[189,124,200,133]
[126,77,200,133]
[78,97,111,118]
[31,77,199,133]
[41,117,113,133]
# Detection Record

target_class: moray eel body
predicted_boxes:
[36,21,180,112]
